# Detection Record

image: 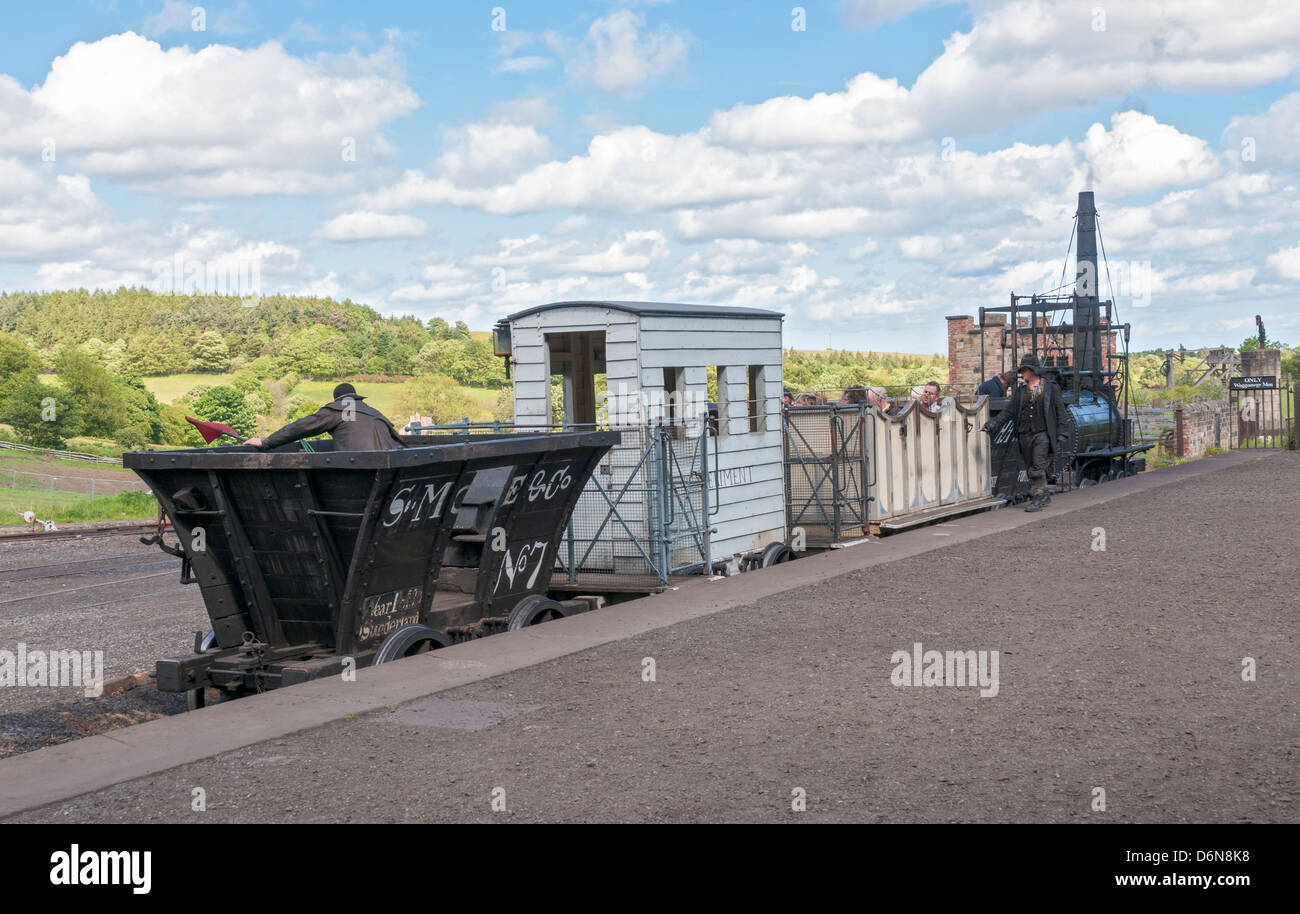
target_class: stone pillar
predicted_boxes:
[946,315,973,393]
[1293,380,1299,450]
[1240,347,1281,379]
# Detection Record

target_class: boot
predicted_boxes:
[1024,495,1043,512]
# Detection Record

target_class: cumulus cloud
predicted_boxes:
[434,122,555,187]
[1081,111,1219,196]
[1265,243,1300,282]
[142,1,196,37]
[1222,91,1300,170]
[0,159,113,260]
[469,229,670,275]
[320,212,427,242]
[712,0,1300,148]
[0,32,418,197]
[547,10,688,97]
[358,126,793,215]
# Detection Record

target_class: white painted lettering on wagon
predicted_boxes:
[493,540,549,594]
[504,464,574,506]
[384,480,453,528]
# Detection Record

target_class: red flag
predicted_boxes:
[186,416,244,444]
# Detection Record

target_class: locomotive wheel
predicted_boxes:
[507,594,567,630]
[760,543,795,567]
[375,624,451,664]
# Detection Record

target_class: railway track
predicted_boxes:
[0,551,179,583]
[0,519,165,543]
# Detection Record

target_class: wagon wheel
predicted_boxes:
[760,542,795,567]
[507,595,567,631]
[374,624,451,664]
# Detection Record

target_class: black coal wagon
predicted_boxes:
[125,430,618,707]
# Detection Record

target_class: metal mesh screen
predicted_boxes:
[783,405,871,546]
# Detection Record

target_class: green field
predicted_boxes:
[0,448,136,475]
[140,373,235,402]
[287,379,408,418]
[139,374,500,424]
[0,488,156,524]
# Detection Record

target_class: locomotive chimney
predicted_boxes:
[1074,191,1101,384]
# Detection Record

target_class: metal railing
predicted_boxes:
[0,440,124,464]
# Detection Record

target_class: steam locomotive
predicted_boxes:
[979,192,1151,497]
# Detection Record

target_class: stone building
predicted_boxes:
[946,313,1118,394]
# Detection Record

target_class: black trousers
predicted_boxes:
[1018,431,1050,496]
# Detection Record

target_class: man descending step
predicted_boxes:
[246,383,406,451]
[981,355,1067,512]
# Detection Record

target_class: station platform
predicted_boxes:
[2,449,1295,823]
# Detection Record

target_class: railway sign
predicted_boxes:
[1229,375,1277,390]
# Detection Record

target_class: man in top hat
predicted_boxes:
[981,354,1067,511]
[246,383,406,451]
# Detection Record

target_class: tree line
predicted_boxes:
[0,288,509,385]
[0,288,512,449]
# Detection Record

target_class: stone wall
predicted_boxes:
[1174,399,1236,457]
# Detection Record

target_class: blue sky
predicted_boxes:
[1,0,1298,353]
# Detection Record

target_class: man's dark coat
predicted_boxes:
[260,397,406,451]
[985,378,1068,461]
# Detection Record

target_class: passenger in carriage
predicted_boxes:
[919,380,943,413]
[977,370,1018,399]
[245,383,406,451]
[838,386,868,406]
[792,392,825,406]
[866,386,892,412]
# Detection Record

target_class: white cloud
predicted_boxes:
[498,56,553,74]
[434,122,555,187]
[469,229,670,275]
[552,214,592,234]
[358,126,793,215]
[142,1,195,37]
[320,212,427,242]
[1082,111,1219,196]
[547,10,689,98]
[711,0,1300,148]
[1265,242,1300,281]
[0,32,418,197]
[1223,91,1300,170]
[0,158,113,260]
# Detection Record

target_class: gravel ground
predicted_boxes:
[0,530,204,752]
[7,452,1299,823]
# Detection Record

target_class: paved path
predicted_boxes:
[3,450,1296,822]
